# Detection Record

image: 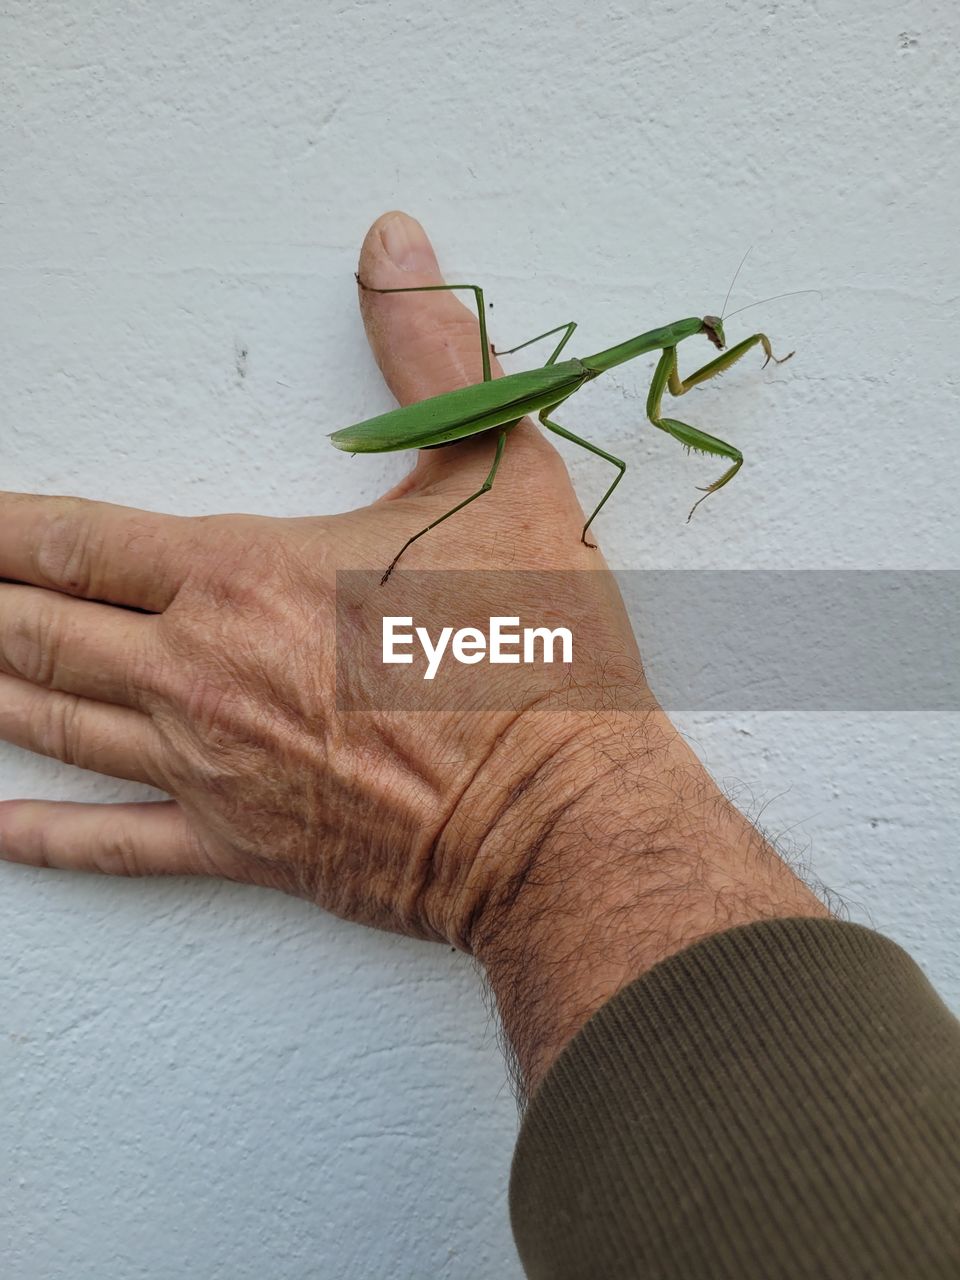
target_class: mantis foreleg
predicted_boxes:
[647,348,746,521]
[668,331,793,394]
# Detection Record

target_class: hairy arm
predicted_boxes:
[466,707,826,1094]
[469,713,960,1279]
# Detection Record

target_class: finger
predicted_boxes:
[357,210,506,407]
[357,212,560,498]
[0,584,160,710]
[0,798,205,877]
[0,491,190,611]
[0,673,164,786]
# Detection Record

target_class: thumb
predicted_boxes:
[352,212,593,565]
[357,210,505,408]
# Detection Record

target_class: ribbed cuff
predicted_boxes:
[510,917,960,1279]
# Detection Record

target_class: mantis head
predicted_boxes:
[701,315,726,350]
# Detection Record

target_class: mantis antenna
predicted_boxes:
[720,246,753,321]
[724,289,822,321]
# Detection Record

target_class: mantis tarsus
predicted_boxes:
[330,269,801,584]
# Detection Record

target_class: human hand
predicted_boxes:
[0,212,641,935]
[0,212,823,1089]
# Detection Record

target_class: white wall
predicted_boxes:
[2,2,957,1276]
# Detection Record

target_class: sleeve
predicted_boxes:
[509,916,960,1279]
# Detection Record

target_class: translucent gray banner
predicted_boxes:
[618,570,958,711]
[335,570,958,712]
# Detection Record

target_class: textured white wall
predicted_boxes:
[2,1,958,1276]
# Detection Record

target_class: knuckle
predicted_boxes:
[4,602,61,687]
[153,648,238,740]
[97,818,143,877]
[119,626,165,708]
[24,821,57,870]
[175,518,261,610]
[178,522,303,620]
[37,691,85,765]
[34,504,99,595]
[139,641,180,712]
[185,678,233,734]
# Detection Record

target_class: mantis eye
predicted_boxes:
[701,316,725,350]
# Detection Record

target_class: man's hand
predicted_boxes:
[0,212,824,1091]
[0,213,642,939]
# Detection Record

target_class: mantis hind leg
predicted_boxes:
[538,409,626,548]
[355,277,494,382]
[380,429,510,584]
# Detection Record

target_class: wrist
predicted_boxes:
[455,707,827,1094]
[430,705,667,951]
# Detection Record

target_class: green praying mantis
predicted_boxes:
[329,259,808,583]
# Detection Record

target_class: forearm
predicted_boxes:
[472,713,960,1277]
[507,916,960,1279]
[467,706,826,1092]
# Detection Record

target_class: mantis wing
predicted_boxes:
[329,360,588,453]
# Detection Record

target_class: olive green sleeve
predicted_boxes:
[510,917,960,1279]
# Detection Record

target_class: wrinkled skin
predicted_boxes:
[0,211,646,950]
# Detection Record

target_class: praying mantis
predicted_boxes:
[329,263,804,583]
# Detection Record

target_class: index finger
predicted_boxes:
[0,492,189,612]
